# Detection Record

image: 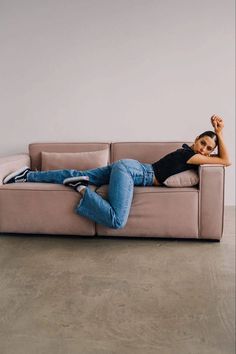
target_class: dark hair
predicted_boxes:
[197,130,218,147]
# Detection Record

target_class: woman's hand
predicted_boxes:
[211,114,224,135]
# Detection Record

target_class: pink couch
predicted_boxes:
[0,142,225,240]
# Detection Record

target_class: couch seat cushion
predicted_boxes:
[95,185,199,238]
[0,183,96,235]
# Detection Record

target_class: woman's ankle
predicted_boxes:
[77,185,86,196]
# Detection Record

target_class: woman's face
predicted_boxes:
[192,135,216,156]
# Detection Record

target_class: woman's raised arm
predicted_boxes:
[187,115,231,166]
[211,115,231,163]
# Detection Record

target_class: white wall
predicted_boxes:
[0,0,235,205]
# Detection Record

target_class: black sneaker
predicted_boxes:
[3,166,31,184]
[63,176,89,191]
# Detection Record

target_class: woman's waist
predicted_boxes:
[139,162,161,186]
[153,175,160,186]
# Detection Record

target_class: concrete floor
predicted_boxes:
[0,206,235,354]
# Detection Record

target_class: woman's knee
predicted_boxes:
[110,211,129,229]
[112,217,127,229]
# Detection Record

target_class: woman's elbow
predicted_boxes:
[225,161,232,167]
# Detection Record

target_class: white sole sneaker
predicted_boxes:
[3,166,30,184]
[63,176,90,185]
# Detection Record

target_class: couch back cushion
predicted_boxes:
[29,143,110,170]
[111,142,194,163]
[41,149,110,171]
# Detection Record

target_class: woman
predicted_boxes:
[3,115,231,229]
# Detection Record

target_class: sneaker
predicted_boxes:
[63,176,89,191]
[3,166,31,184]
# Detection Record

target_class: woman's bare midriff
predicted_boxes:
[153,175,160,186]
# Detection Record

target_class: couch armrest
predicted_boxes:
[199,164,225,240]
[0,154,30,185]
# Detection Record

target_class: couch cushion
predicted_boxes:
[41,149,109,171]
[29,143,111,170]
[163,169,199,187]
[111,142,194,163]
[0,183,96,235]
[95,185,199,238]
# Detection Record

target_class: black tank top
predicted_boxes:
[152,144,198,185]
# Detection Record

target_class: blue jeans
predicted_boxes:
[27,159,155,229]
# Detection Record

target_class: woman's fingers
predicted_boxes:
[210,115,224,133]
[211,115,223,124]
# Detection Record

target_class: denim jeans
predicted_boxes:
[27,159,155,229]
